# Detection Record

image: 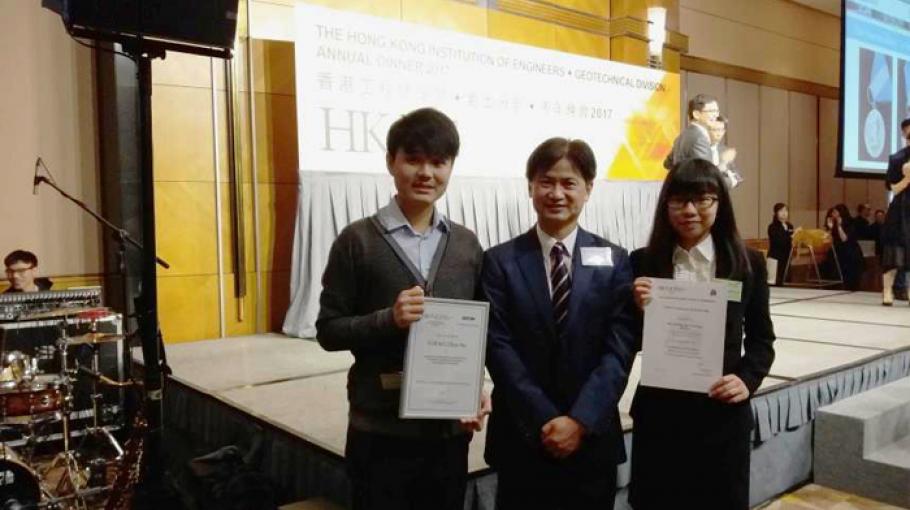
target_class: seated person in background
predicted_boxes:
[4,250,52,293]
[824,206,864,291]
[767,203,796,286]
[871,208,886,258]
[855,203,873,240]
[709,115,743,190]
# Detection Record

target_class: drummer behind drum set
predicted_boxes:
[0,250,133,508]
[3,251,53,294]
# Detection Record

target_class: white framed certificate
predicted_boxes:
[641,278,727,393]
[400,298,489,419]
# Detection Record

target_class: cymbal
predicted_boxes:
[21,307,109,320]
[66,332,124,346]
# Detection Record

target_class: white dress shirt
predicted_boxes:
[673,234,716,282]
[536,224,578,297]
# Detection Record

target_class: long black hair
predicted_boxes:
[772,202,787,223]
[645,159,751,279]
[834,203,853,227]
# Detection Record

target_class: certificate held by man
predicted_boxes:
[400,297,489,419]
[641,278,727,393]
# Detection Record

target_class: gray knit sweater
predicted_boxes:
[316,215,483,438]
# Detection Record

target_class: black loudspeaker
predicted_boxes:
[42,0,239,51]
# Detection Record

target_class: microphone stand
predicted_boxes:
[35,175,169,270]
[33,173,172,431]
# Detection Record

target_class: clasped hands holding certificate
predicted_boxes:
[633,277,750,404]
[393,285,492,432]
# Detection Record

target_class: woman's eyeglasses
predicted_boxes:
[668,196,719,211]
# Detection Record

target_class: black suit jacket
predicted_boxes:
[628,247,775,426]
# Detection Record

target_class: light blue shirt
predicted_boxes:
[376,197,448,279]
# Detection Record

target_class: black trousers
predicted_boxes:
[495,461,617,510]
[345,427,469,510]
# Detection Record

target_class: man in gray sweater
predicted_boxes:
[316,108,488,510]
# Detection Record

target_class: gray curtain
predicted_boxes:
[283,171,663,337]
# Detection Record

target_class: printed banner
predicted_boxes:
[295,3,679,180]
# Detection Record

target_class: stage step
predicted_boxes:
[814,376,910,509]
[867,435,910,470]
[279,498,345,510]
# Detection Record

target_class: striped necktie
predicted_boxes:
[550,242,571,333]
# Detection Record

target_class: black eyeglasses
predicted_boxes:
[668,195,719,211]
[5,266,35,276]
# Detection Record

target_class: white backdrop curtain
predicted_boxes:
[283,171,663,338]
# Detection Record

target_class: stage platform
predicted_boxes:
[141,288,910,509]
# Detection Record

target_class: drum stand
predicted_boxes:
[40,329,90,508]
[75,342,124,488]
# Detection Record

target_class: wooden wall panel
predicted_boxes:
[254,93,299,184]
[0,2,102,276]
[257,184,298,274]
[154,182,219,276]
[158,275,221,342]
[843,179,868,214]
[788,92,818,229]
[686,72,726,112]
[725,80,760,238]
[152,86,216,183]
[401,0,487,35]
[679,0,839,87]
[758,86,790,233]
[818,98,842,225]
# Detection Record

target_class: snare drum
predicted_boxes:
[0,375,63,424]
[0,445,42,507]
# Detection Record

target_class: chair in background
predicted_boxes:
[783,228,843,288]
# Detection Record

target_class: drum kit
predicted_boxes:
[0,306,131,509]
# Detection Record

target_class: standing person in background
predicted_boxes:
[663,94,719,169]
[881,118,910,306]
[767,203,795,286]
[825,206,864,291]
[709,115,743,190]
[855,203,873,239]
[871,209,886,258]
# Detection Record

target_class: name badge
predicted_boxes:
[581,247,613,266]
[380,372,402,390]
[717,279,743,303]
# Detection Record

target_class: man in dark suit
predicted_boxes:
[482,137,636,509]
[663,93,720,170]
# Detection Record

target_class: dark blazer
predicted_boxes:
[663,123,713,170]
[482,228,636,473]
[767,220,794,263]
[628,247,776,509]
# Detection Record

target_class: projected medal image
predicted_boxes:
[899,59,910,122]
[859,48,892,161]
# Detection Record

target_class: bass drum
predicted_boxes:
[0,446,42,508]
